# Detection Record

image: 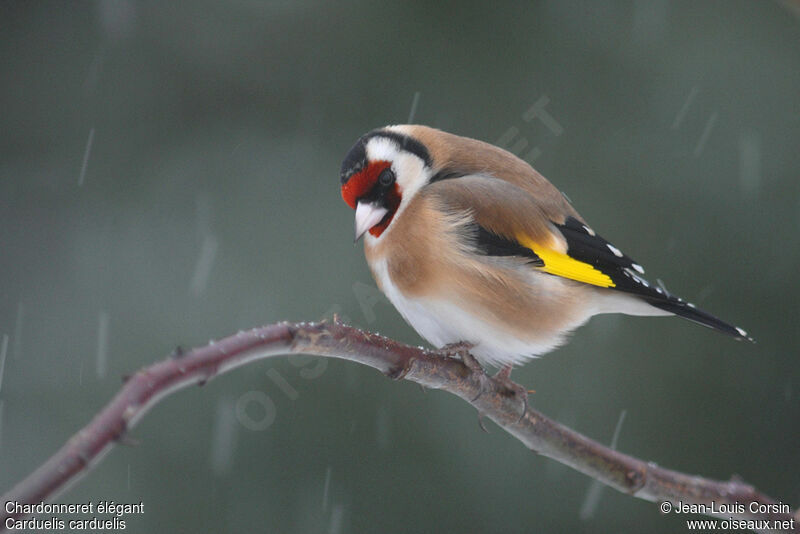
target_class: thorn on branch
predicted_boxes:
[730,473,745,484]
[76,447,92,467]
[114,432,140,447]
[477,413,490,433]
[385,358,414,381]
[625,467,646,493]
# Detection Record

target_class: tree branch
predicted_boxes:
[1,321,795,532]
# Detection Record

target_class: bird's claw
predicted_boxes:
[493,365,531,424]
[434,342,483,372]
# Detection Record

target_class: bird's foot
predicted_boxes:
[434,341,483,372]
[435,342,492,422]
[492,365,531,423]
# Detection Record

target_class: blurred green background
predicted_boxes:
[1,1,798,532]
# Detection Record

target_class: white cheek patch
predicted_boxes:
[363,136,432,242]
[364,137,428,193]
[393,153,427,194]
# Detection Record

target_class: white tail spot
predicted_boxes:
[607,244,623,258]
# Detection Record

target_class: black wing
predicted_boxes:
[469,215,752,342]
[555,217,753,341]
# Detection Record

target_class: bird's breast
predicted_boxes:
[360,190,598,366]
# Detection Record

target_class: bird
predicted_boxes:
[339,125,752,371]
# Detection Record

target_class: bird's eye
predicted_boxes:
[378,168,395,186]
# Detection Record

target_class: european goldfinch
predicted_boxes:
[340,125,752,368]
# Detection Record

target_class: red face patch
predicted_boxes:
[341,160,391,209]
[367,184,401,238]
[341,160,402,238]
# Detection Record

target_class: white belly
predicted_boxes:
[369,259,578,368]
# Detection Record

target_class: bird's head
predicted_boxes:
[340,126,433,241]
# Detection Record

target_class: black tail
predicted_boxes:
[645,296,754,342]
[552,217,754,342]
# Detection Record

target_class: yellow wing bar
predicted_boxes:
[517,235,616,288]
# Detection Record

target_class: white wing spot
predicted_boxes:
[687,302,696,308]
[583,225,596,236]
[607,244,623,258]
[736,327,747,337]
[632,263,645,274]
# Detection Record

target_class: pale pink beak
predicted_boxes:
[354,201,388,242]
